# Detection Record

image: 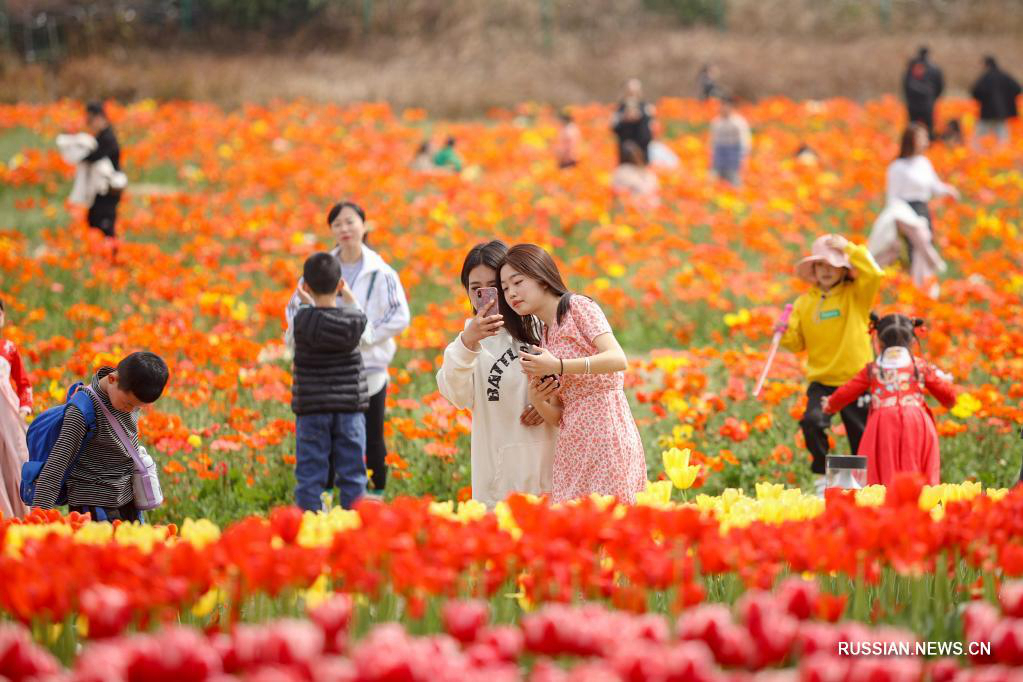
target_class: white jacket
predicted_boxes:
[285,244,410,390]
[436,324,556,508]
[56,133,127,206]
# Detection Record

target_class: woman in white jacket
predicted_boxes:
[285,201,411,494]
[436,241,557,508]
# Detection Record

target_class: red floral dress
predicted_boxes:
[1,338,32,518]
[825,347,955,486]
[543,296,647,503]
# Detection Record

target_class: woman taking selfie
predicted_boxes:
[498,244,647,504]
[436,241,556,508]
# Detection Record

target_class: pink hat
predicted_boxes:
[795,235,853,283]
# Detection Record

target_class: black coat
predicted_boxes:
[903,58,944,113]
[291,304,369,415]
[972,67,1021,121]
[85,126,121,211]
[612,100,653,164]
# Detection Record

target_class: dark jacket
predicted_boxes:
[292,304,369,415]
[85,126,121,209]
[612,100,653,164]
[972,67,1021,121]
[903,58,944,113]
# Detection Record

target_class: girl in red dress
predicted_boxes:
[0,297,32,518]
[823,313,956,486]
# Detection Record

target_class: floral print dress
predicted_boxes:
[543,296,647,503]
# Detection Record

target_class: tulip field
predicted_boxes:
[1,97,1023,676]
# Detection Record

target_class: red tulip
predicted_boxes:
[846,656,922,682]
[309,594,354,653]
[991,619,1023,666]
[441,599,489,644]
[963,601,1000,659]
[777,578,820,621]
[474,626,524,662]
[926,657,960,682]
[79,585,134,640]
[1000,581,1023,618]
[794,623,840,658]
[269,506,304,545]
[0,624,61,681]
[799,652,848,682]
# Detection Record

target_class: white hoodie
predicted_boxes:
[285,244,410,395]
[436,324,556,508]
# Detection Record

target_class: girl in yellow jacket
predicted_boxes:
[781,234,883,495]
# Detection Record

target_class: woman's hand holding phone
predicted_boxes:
[527,376,560,406]
[462,297,503,351]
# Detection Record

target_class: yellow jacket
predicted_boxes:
[780,243,883,386]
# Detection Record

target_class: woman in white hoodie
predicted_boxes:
[436,241,557,508]
[285,201,411,495]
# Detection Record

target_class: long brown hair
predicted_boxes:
[497,244,572,347]
[897,123,926,159]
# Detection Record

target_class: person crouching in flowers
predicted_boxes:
[436,240,556,508]
[823,313,956,486]
[498,244,647,504]
[781,233,883,497]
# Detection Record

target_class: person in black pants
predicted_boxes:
[800,382,869,476]
[83,102,122,239]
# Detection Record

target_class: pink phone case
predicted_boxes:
[476,287,498,312]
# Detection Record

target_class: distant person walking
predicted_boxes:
[612,78,655,166]
[710,96,752,185]
[971,56,1021,144]
[902,46,944,139]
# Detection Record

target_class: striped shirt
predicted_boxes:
[33,368,139,508]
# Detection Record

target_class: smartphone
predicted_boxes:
[475,287,499,314]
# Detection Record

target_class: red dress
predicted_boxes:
[825,348,955,486]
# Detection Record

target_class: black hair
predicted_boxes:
[460,240,509,291]
[116,351,169,404]
[303,252,342,296]
[85,101,106,118]
[871,312,926,382]
[871,312,925,351]
[445,136,456,147]
[326,201,369,245]
[558,109,573,123]
[0,297,4,313]
[984,55,998,69]
[917,46,929,59]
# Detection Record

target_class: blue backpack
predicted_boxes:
[20,382,98,506]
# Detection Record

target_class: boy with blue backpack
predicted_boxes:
[22,351,169,522]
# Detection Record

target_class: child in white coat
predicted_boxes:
[436,241,556,508]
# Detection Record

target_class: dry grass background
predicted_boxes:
[2,0,1021,114]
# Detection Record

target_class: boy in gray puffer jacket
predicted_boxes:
[291,252,368,510]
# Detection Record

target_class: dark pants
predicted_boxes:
[87,192,120,238]
[800,382,869,475]
[295,412,367,510]
[69,501,141,523]
[366,384,388,491]
[908,107,935,139]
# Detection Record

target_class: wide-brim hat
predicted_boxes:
[795,235,853,283]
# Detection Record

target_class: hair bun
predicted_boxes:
[869,311,880,324]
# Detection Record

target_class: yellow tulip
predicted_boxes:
[662,447,701,491]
